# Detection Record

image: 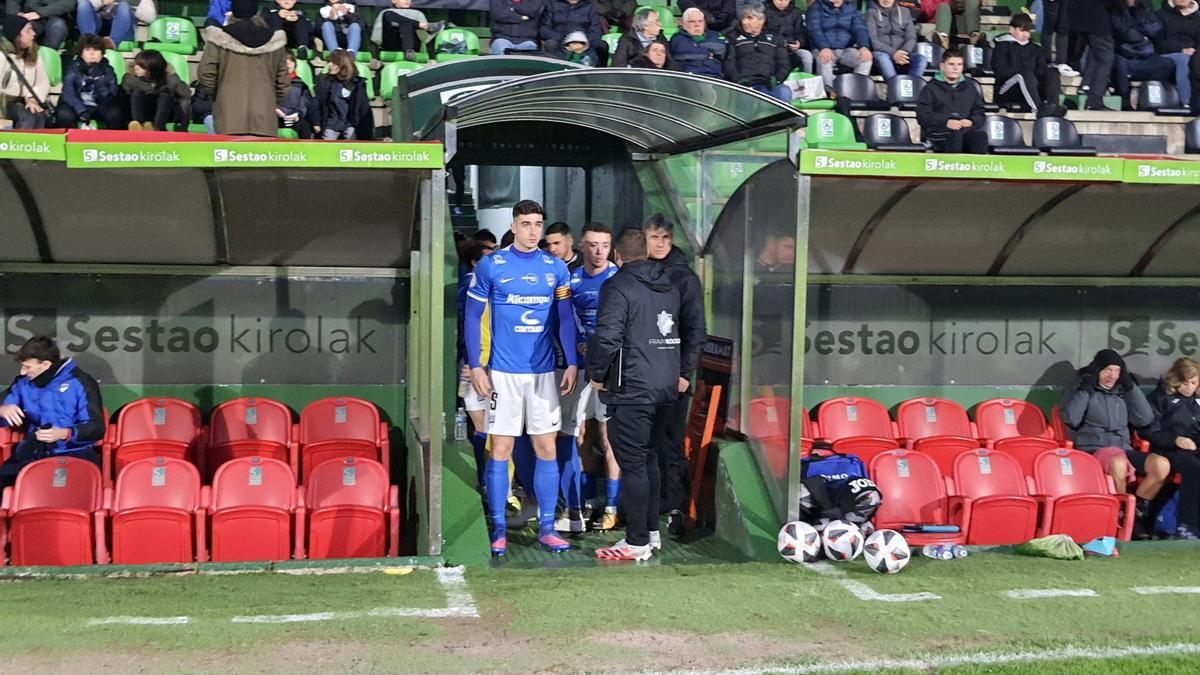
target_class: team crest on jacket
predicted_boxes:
[657,311,675,337]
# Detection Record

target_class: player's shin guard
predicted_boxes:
[512,435,536,494]
[534,458,560,534]
[471,432,488,490]
[486,459,510,537]
[557,435,583,510]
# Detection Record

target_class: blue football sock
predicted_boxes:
[606,477,621,509]
[556,435,582,510]
[512,436,536,495]
[535,458,560,534]
[470,432,488,490]
[579,472,596,502]
[485,459,509,538]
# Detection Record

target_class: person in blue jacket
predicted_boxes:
[55,33,123,129]
[669,7,728,78]
[806,0,873,87]
[0,337,106,489]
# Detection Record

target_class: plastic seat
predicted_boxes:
[434,28,481,56]
[298,397,390,486]
[208,398,297,480]
[380,61,422,100]
[104,49,128,77]
[146,16,200,54]
[985,114,1039,155]
[998,440,1066,478]
[886,74,925,110]
[869,449,969,545]
[896,397,978,455]
[602,32,621,54]
[1032,448,1133,542]
[833,73,888,110]
[915,41,942,75]
[952,449,1039,545]
[1185,119,1200,154]
[301,457,400,559]
[209,457,299,562]
[111,457,205,564]
[1136,80,1191,116]
[108,398,204,487]
[966,76,999,113]
[0,427,13,463]
[0,457,108,566]
[816,396,899,456]
[293,59,315,90]
[804,111,867,150]
[160,50,191,83]
[974,398,1057,448]
[1033,117,1097,156]
[39,46,62,87]
[378,49,429,63]
[862,113,925,151]
[964,42,992,76]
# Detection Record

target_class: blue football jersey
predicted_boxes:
[467,245,571,374]
[570,262,618,346]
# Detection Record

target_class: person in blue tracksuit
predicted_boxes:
[0,337,106,489]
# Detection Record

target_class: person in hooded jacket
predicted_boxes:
[1155,0,1200,111]
[56,33,123,129]
[991,14,1067,116]
[588,228,686,562]
[765,0,811,72]
[806,0,872,87]
[1113,0,1174,110]
[0,337,106,490]
[915,48,986,153]
[611,6,666,66]
[197,0,290,137]
[1145,357,1200,539]
[867,0,927,79]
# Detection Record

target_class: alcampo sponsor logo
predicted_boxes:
[82,148,181,163]
[338,148,433,164]
[1136,163,1200,179]
[923,158,1007,173]
[1033,160,1114,176]
[0,139,52,154]
[505,293,550,305]
[213,148,308,163]
[812,154,897,171]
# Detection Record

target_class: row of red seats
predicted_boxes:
[0,455,401,567]
[871,447,1134,546]
[1,396,391,487]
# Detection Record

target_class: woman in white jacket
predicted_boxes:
[0,16,50,129]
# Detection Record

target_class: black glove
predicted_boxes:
[1078,370,1097,388]
[1118,370,1138,391]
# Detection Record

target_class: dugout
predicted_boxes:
[0,129,450,562]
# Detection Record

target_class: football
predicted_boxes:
[821,520,865,562]
[777,520,822,563]
[863,529,912,574]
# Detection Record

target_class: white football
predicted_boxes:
[821,520,864,562]
[863,529,911,574]
[777,520,822,563]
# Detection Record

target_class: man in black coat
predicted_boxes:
[588,228,689,562]
[724,3,793,102]
[916,48,987,153]
[1067,0,1119,109]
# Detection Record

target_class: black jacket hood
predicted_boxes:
[623,259,673,293]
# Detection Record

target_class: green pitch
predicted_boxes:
[4,541,1200,673]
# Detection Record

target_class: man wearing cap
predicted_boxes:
[4,0,71,49]
[197,0,290,137]
[545,0,605,62]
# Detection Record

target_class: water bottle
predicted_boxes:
[921,544,953,560]
[951,544,969,559]
[454,407,468,442]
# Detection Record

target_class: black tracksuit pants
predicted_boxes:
[608,403,674,547]
[1155,448,1200,529]
[655,392,691,515]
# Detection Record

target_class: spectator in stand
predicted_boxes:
[56,34,123,129]
[206,0,231,27]
[197,0,290,137]
[596,0,637,32]
[1113,0,1174,111]
[1155,0,1200,112]
[5,0,70,49]
[318,0,366,55]
[679,0,736,32]
[546,0,605,64]
[78,0,158,47]
[920,0,980,48]
[916,47,986,153]
[0,337,106,491]
[558,30,599,65]
[868,0,927,80]
[806,0,872,88]
[314,48,371,139]
[991,14,1067,116]
[670,8,728,78]
[765,0,811,73]
[1061,348,1156,506]
[123,48,192,131]
[0,16,50,128]
[276,49,316,137]
[1067,0,1118,110]
[266,0,316,55]
[610,6,665,67]
[629,38,677,68]
[724,3,792,103]
[489,0,550,54]
[1029,0,1075,75]
[1144,357,1200,539]
[371,0,446,60]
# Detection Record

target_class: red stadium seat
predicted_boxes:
[0,457,108,566]
[108,398,204,487]
[997,440,1066,478]
[951,449,1040,545]
[925,445,984,478]
[298,398,390,486]
[975,398,1057,449]
[816,397,899,455]
[0,427,13,463]
[1032,448,1134,542]
[111,457,206,564]
[209,456,299,562]
[208,398,298,480]
[896,397,978,454]
[1049,404,1072,444]
[869,449,969,545]
[299,457,400,559]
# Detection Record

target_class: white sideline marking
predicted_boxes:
[1132,586,1200,595]
[86,616,189,626]
[670,641,1200,674]
[1005,588,1099,599]
[802,562,941,602]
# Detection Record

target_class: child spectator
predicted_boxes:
[765,0,812,73]
[371,0,446,60]
[1144,357,1200,539]
[868,0,926,80]
[670,7,727,78]
[992,14,1067,116]
[266,0,315,55]
[489,0,550,54]
[1155,0,1200,112]
[610,6,665,67]
[806,0,872,88]
[6,0,71,49]
[314,48,370,139]
[545,0,604,63]
[916,48,986,153]
[679,0,737,32]
[122,48,191,131]
[1112,0,1173,110]
[629,37,677,69]
[724,4,791,102]
[319,0,366,55]
[558,30,598,65]
[77,0,158,46]
[56,34,122,129]
[276,50,316,137]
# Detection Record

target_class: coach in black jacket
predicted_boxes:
[588,228,685,559]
